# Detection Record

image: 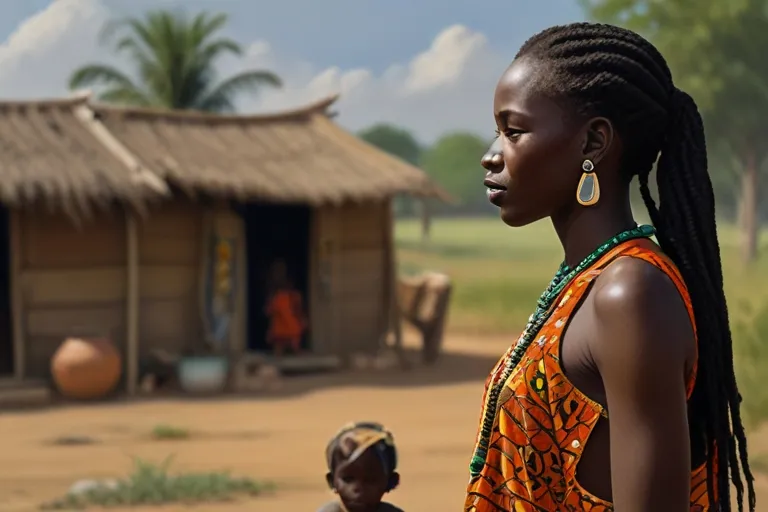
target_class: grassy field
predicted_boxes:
[395,216,768,426]
[396,216,768,332]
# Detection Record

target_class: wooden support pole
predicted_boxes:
[125,211,139,395]
[383,200,409,370]
[10,210,24,381]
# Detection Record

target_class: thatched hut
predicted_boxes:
[0,93,443,396]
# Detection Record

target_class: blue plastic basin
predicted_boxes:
[177,356,228,394]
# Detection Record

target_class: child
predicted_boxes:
[264,259,306,356]
[318,422,404,512]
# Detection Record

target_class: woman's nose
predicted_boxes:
[481,137,504,173]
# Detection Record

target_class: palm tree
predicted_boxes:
[69,10,281,112]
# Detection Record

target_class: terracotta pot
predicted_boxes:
[51,337,122,400]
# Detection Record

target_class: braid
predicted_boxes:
[517,22,754,511]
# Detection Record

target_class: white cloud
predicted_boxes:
[403,25,490,94]
[0,0,507,143]
[237,24,506,142]
[0,0,111,98]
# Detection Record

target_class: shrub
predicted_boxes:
[40,456,274,509]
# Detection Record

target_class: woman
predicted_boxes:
[465,23,754,511]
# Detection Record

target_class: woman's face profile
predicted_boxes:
[483,57,586,227]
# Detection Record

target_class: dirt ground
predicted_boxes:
[1,334,767,511]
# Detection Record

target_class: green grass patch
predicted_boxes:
[396,218,561,334]
[732,300,768,429]
[40,456,274,510]
[151,424,191,441]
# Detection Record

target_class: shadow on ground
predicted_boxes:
[4,348,500,415]
[148,347,498,403]
[264,347,499,394]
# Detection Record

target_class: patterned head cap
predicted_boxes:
[325,421,397,476]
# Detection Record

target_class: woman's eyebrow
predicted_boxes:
[496,108,531,123]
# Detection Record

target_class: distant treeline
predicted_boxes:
[358,123,755,222]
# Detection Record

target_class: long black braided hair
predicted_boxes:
[515,22,754,511]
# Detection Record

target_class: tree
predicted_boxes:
[358,124,432,241]
[581,0,768,261]
[421,132,489,215]
[358,124,422,166]
[703,5,768,262]
[69,10,281,112]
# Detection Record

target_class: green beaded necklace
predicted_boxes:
[468,224,655,477]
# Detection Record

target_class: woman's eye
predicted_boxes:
[494,128,523,141]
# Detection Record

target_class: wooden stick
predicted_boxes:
[125,210,139,395]
[383,200,409,370]
[10,209,24,380]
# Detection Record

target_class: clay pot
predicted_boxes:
[51,337,122,400]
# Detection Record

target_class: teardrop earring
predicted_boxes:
[576,159,600,206]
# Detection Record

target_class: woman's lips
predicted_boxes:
[484,179,507,206]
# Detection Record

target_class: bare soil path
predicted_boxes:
[0,334,765,511]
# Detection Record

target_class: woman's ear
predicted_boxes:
[582,116,614,165]
[326,472,334,490]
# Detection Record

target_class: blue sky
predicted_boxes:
[0,0,586,141]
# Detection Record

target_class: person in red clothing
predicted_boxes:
[264,259,306,356]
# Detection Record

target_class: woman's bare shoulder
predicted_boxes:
[589,254,695,379]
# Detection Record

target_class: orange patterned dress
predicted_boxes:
[465,239,712,511]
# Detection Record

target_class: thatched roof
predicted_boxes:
[0,94,167,212]
[0,93,445,210]
[91,95,446,204]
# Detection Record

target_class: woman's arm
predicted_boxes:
[590,257,695,511]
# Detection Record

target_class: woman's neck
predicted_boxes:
[552,198,636,268]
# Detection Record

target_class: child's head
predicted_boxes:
[270,259,287,279]
[268,259,290,288]
[325,422,399,512]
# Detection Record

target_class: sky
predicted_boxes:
[0,0,586,143]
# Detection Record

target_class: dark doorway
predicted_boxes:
[236,202,312,353]
[0,205,12,376]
